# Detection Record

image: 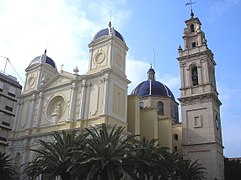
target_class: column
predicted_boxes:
[102,73,109,115]
[79,80,86,119]
[27,94,36,128]
[84,81,91,119]
[35,92,43,128]
[68,81,77,121]
[13,100,21,131]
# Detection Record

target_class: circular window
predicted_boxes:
[94,52,105,64]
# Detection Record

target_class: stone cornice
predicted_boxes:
[178,93,222,107]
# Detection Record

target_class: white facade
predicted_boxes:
[8,24,130,178]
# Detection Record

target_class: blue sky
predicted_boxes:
[0,0,240,157]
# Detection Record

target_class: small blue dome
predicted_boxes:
[93,27,124,42]
[131,80,175,100]
[29,53,56,69]
[131,66,175,100]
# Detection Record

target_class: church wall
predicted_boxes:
[172,124,182,154]
[211,103,223,145]
[141,96,178,121]
[23,71,39,93]
[182,101,217,145]
[183,143,224,180]
[88,43,110,74]
[108,73,128,122]
[18,99,30,130]
[41,89,70,125]
[111,41,127,75]
[87,79,104,119]
[127,95,140,135]
[74,84,84,120]
[157,118,172,150]
[24,63,58,94]
[106,116,127,127]
[140,109,158,140]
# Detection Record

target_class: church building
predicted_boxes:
[8,12,224,180]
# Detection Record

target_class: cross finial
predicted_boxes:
[185,0,196,18]
[108,11,112,28]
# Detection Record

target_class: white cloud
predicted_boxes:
[126,56,149,93]
[0,0,131,85]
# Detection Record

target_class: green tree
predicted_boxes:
[224,158,241,180]
[176,157,206,180]
[0,152,18,180]
[24,130,88,180]
[24,124,208,180]
[128,137,170,180]
[69,123,137,180]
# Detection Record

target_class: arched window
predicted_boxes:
[171,106,177,119]
[190,24,195,32]
[157,101,164,115]
[174,134,178,141]
[191,66,198,86]
[192,42,196,48]
[174,146,178,151]
[140,102,144,109]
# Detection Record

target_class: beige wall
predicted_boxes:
[127,95,140,135]
[127,95,182,152]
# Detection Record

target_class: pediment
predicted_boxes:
[42,74,74,89]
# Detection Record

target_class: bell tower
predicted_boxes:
[87,22,128,78]
[84,22,130,125]
[177,13,224,180]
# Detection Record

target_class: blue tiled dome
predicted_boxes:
[93,27,124,42]
[131,66,175,100]
[29,53,56,69]
[131,80,175,100]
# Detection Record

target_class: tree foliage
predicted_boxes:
[0,152,18,180]
[224,158,241,180]
[23,123,206,180]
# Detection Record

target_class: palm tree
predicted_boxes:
[23,124,208,180]
[69,123,137,180]
[127,137,170,180]
[176,158,207,180]
[0,152,18,180]
[24,130,88,180]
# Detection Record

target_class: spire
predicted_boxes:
[108,21,113,34]
[190,8,194,18]
[185,0,196,18]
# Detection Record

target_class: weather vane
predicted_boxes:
[185,0,196,18]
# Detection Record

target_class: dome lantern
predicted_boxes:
[147,64,155,80]
[131,66,175,100]
[28,49,57,70]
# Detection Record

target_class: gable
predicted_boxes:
[44,74,73,90]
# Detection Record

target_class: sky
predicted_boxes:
[0,0,241,157]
